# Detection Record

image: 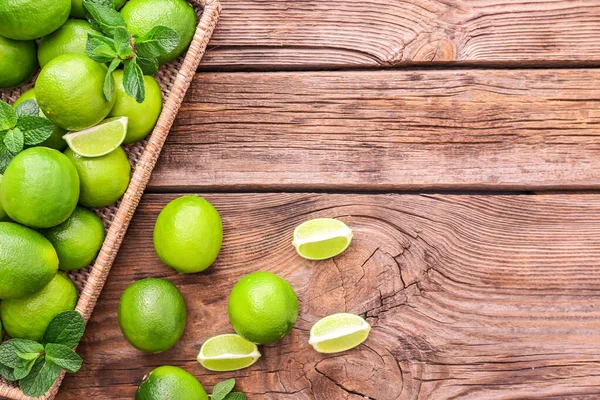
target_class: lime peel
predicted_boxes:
[197,334,261,372]
[63,116,128,157]
[309,313,371,354]
[292,218,354,260]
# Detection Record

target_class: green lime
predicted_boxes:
[0,0,71,40]
[118,278,187,353]
[197,334,261,372]
[0,272,77,341]
[38,19,101,67]
[36,53,115,131]
[0,222,58,299]
[0,36,37,88]
[228,271,299,344]
[121,0,197,64]
[136,366,207,400]
[41,207,105,271]
[64,117,127,157]
[153,196,222,274]
[13,88,67,150]
[108,70,163,144]
[0,176,8,222]
[71,0,127,19]
[292,218,353,260]
[309,313,371,354]
[65,147,131,208]
[1,147,79,228]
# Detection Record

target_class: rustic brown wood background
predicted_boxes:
[57,0,600,399]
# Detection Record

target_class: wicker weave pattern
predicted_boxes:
[0,1,220,398]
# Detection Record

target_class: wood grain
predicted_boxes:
[58,193,600,399]
[201,0,600,70]
[149,69,600,192]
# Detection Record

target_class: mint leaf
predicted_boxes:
[43,311,85,348]
[135,26,179,58]
[224,393,247,400]
[14,100,39,117]
[13,358,37,381]
[0,101,17,131]
[0,340,44,368]
[113,26,133,59]
[87,33,117,63]
[211,379,236,400]
[0,147,14,174]
[19,357,62,398]
[136,56,159,76]
[123,58,145,103]
[4,128,24,153]
[0,363,15,381]
[103,58,121,102]
[17,116,54,146]
[83,0,126,37]
[44,344,83,373]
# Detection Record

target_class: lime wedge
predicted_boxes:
[63,117,128,157]
[309,313,371,354]
[292,218,353,260]
[197,334,261,371]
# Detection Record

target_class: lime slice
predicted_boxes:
[292,218,353,260]
[63,117,128,157]
[309,313,371,354]
[197,334,261,371]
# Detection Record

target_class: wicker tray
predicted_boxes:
[0,1,220,398]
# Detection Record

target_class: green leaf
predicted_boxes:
[43,311,86,348]
[17,116,54,146]
[19,357,62,398]
[0,101,17,131]
[87,33,118,63]
[136,56,159,76]
[83,0,126,37]
[211,379,236,400]
[4,128,24,154]
[224,393,247,400]
[14,100,39,117]
[103,58,121,102]
[13,358,37,381]
[0,340,44,368]
[135,26,180,58]
[123,58,145,103]
[0,147,14,174]
[113,26,133,59]
[0,364,15,381]
[44,344,83,373]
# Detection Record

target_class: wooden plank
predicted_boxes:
[59,193,600,399]
[149,69,600,192]
[201,0,600,70]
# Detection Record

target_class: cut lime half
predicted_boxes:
[309,313,371,354]
[292,218,353,260]
[63,117,128,157]
[197,334,261,371]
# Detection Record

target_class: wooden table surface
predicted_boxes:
[58,1,600,399]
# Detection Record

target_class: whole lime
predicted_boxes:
[121,0,197,64]
[1,147,79,228]
[71,0,127,19]
[65,147,131,208]
[228,271,299,344]
[36,53,115,131]
[109,70,163,144]
[38,20,101,67]
[118,278,187,353]
[0,36,37,88]
[153,196,222,274]
[0,222,58,299]
[136,366,208,400]
[13,89,67,150]
[0,0,71,40]
[0,176,8,222]
[42,207,105,271]
[0,272,77,340]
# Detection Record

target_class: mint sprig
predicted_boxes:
[0,99,55,173]
[210,379,247,400]
[0,311,85,397]
[83,0,180,103]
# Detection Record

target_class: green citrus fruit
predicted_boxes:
[0,36,37,88]
[0,222,58,299]
[228,271,299,344]
[36,53,115,131]
[118,278,187,353]
[65,147,131,208]
[292,218,353,260]
[108,70,163,144]
[13,89,67,150]
[38,19,101,67]
[121,0,197,64]
[71,0,127,19]
[309,313,371,354]
[196,334,261,372]
[0,176,8,222]
[0,0,71,40]
[1,147,79,228]
[136,366,208,400]
[64,117,127,157]
[153,196,222,274]
[0,272,77,340]
[41,207,105,271]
